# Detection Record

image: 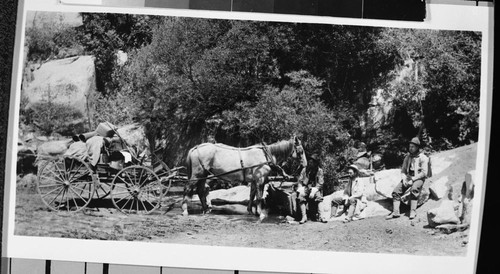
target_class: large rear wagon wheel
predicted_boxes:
[36,157,95,212]
[110,165,163,214]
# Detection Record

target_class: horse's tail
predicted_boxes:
[183,148,194,199]
[186,148,194,180]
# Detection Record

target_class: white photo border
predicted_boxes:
[3,1,494,273]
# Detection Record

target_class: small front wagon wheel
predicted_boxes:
[110,165,163,214]
[36,157,95,212]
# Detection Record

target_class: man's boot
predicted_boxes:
[409,200,418,219]
[299,203,307,224]
[385,199,401,220]
[343,204,355,223]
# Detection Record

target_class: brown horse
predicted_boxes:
[183,136,305,221]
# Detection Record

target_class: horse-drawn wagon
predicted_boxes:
[35,124,185,215]
[34,125,305,221]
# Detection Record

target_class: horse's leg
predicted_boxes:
[196,179,210,214]
[182,180,197,216]
[205,180,212,211]
[255,177,269,222]
[259,182,270,221]
[247,182,256,215]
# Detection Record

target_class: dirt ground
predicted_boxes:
[14,188,468,256]
[13,144,477,257]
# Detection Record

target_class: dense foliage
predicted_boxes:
[23,13,481,185]
[78,13,158,93]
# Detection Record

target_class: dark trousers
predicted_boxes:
[392,179,424,201]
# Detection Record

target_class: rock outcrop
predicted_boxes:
[426,170,475,233]
[23,55,97,130]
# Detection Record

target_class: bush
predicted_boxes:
[29,102,84,136]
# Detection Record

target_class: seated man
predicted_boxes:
[386,137,429,220]
[293,154,326,224]
[331,164,367,223]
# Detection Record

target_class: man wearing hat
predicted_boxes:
[331,164,367,223]
[386,137,429,220]
[295,153,325,224]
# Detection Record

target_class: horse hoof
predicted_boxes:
[181,211,189,217]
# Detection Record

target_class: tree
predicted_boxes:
[104,18,289,165]
[78,13,157,93]
[376,29,481,148]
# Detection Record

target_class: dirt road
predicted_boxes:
[14,184,468,256]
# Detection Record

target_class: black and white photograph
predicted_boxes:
[3,1,493,273]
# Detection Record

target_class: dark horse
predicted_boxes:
[183,136,305,221]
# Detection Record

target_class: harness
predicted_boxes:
[190,142,288,183]
[235,143,274,185]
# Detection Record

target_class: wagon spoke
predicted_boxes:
[142,183,160,191]
[115,194,134,206]
[129,198,136,212]
[54,161,67,181]
[60,188,69,211]
[68,157,75,173]
[38,183,62,188]
[138,199,147,211]
[47,167,65,183]
[113,183,132,192]
[71,184,91,193]
[71,195,80,211]
[41,185,65,198]
[142,197,155,210]
[39,175,63,185]
[70,182,93,196]
[69,185,87,201]
[69,170,91,183]
[125,170,137,187]
[136,168,144,186]
[63,158,70,181]
[46,187,65,208]
[118,199,131,211]
[67,161,86,182]
[113,190,134,197]
[72,197,80,210]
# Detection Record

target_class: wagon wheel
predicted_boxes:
[138,153,172,196]
[110,165,163,214]
[36,157,95,212]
